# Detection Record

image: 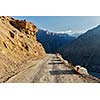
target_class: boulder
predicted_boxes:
[74,65,89,75]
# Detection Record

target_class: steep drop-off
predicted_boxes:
[59,25,100,76]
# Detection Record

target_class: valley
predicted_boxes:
[0,16,100,83]
[36,29,75,53]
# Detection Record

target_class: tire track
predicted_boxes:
[32,56,51,83]
[6,54,100,83]
[6,55,50,83]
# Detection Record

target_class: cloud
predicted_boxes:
[56,30,73,34]
[57,30,72,33]
[56,30,83,37]
[39,28,82,37]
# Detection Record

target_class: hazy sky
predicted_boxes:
[13,16,100,34]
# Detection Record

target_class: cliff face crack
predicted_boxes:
[0,16,45,83]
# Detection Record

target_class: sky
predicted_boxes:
[13,16,100,35]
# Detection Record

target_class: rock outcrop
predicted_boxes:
[0,16,45,82]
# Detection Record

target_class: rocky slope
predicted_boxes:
[0,16,45,82]
[59,25,100,77]
[36,29,75,53]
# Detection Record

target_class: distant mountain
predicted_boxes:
[36,29,76,53]
[59,25,100,74]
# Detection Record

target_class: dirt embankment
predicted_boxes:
[0,16,45,82]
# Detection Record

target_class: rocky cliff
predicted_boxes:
[0,16,45,82]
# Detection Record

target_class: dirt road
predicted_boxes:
[6,54,100,83]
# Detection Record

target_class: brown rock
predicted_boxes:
[0,16,45,82]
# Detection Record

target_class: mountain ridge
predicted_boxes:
[36,29,76,53]
[58,24,100,77]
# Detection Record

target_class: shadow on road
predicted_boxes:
[49,69,76,75]
[51,60,61,62]
[48,62,63,65]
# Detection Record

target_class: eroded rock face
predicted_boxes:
[0,16,45,60]
[0,16,45,82]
